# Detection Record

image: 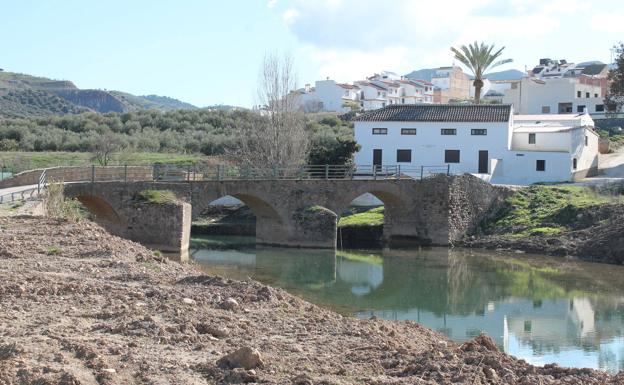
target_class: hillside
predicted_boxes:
[405,68,525,82]
[0,70,197,117]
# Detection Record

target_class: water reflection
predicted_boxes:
[191,240,624,373]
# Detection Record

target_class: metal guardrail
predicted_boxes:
[0,187,40,205]
[152,164,452,182]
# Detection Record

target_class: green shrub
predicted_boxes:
[137,189,177,204]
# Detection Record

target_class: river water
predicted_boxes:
[190,236,624,373]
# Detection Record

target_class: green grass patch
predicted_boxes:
[0,151,202,172]
[45,246,61,255]
[338,206,384,227]
[488,185,615,237]
[137,189,177,204]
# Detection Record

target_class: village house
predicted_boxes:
[427,66,471,103]
[353,104,599,185]
[297,72,434,113]
[503,59,609,118]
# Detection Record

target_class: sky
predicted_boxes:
[1,0,623,108]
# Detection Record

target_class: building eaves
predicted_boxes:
[354,104,512,122]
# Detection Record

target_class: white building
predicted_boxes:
[503,59,608,118]
[353,104,599,185]
[298,79,360,113]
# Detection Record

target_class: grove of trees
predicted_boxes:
[0,108,358,165]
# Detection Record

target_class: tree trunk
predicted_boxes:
[473,79,483,105]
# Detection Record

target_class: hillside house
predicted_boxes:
[503,59,608,118]
[353,104,599,185]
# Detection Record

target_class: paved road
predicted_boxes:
[0,184,40,203]
[578,146,624,186]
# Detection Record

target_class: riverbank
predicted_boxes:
[460,184,624,264]
[1,217,620,384]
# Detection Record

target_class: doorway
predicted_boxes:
[373,149,382,170]
[478,150,488,174]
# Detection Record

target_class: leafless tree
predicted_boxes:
[91,133,125,166]
[236,53,309,168]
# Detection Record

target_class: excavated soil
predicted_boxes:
[1,216,622,384]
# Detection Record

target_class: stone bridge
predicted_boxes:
[63,174,510,253]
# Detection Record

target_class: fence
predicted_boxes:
[0,163,453,204]
[152,164,452,181]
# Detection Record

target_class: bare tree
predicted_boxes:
[237,53,309,167]
[91,133,125,166]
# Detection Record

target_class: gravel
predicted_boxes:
[0,216,622,384]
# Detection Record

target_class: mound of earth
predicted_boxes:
[0,216,621,384]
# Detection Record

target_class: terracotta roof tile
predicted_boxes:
[354,104,512,122]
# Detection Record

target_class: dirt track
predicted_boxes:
[1,216,622,384]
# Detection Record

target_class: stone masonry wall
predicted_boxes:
[448,174,513,244]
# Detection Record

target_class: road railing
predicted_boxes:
[153,164,452,181]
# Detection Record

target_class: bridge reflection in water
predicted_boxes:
[191,241,624,373]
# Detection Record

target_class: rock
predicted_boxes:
[182,297,196,305]
[221,297,239,310]
[196,323,229,338]
[217,346,264,369]
[292,373,314,385]
[223,367,258,383]
[101,368,116,374]
[483,367,498,381]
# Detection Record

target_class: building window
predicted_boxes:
[372,128,387,135]
[402,98,405,103]
[441,128,457,135]
[401,128,417,135]
[577,91,581,98]
[445,150,460,163]
[541,106,551,113]
[595,93,599,98]
[529,133,536,144]
[382,102,386,107]
[573,158,577,170]
[471,129,487,136]
[596,104,605,112]
[585,135,588,146]
[577,105,586,113]
[536,160,546,171]
[396,149,412,163]
[586,92,590,98]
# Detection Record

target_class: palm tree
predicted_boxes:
[451,42,512,104]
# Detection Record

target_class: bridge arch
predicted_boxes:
[75,195,124,225]
[333,185,410,219]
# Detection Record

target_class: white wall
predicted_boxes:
[512,131,570,152]
[570,127,599,173]
[491,151,572,185]
[354,121,511,175]
[315,80,349,112]
[504,77,604,115]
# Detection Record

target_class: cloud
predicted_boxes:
[267,0,277,8]
[277,0,591,81]
[590,12,624,34]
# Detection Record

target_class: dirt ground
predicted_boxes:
[1,216,623,384]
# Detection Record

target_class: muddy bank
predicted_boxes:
[461,203,624,264]
[1,217,622,384]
